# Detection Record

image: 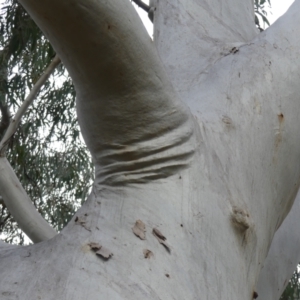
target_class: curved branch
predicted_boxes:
[19,0,195,185]
[0,55,61,155]
[0,157,57,243]
[0,55,61,243]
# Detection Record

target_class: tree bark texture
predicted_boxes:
[1,0,300,299]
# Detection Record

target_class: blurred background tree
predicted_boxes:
[280,269,300,300]
[0,0,93,244]
[254,0,271,31]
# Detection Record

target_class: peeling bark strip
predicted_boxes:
[132,220,146,240]
[96,247,113,259]
[88,243,113,260]
[152,228,171,253]
[152,228,166,241]
[75,215,91,232]
[89,243,101,250]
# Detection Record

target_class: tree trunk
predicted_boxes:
[1,0,300,299]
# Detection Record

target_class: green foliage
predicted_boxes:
[280,268,300,300]
[254,0,271,31]
[0,0,93,244]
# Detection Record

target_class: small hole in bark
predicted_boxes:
[180,224,183,227]
[165,274,170,278]
[253,291,258,299]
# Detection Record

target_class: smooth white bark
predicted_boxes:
[0,157,56,242]
[0,0,300,299]
[0,56,60,243]
[152,0,258,103]
[257,191,300,299]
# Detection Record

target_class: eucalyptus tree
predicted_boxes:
[0,0,300,300]
[0,0,93,243]
[0,0,271,245]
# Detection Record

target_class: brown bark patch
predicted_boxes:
[132,220,146,240]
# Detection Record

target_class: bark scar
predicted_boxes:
[152,228,171,253]
[88,242,113,260]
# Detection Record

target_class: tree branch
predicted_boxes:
[0,55,61,243]
[131,0,154,21]
[0,157,57,243]
[0,55,61,155]
[0,102,11,138]
[18,0,195,185]
[131,0,150,13]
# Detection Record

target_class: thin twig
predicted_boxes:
[131,0,150,13]
[0,55,61,155]
[131,0,154,22]
[0,103,11,154]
